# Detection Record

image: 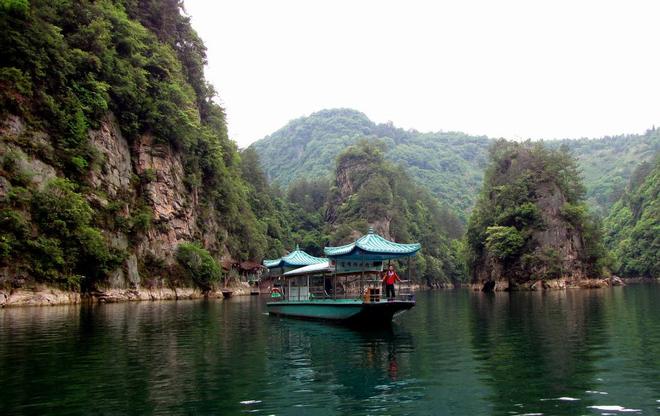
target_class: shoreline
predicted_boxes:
[2,278,657,308]
[464,276,658,292]
[0,284,255,308]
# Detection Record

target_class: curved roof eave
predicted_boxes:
[324,228,421,258]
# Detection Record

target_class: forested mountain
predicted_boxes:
[465,141,607,289]
[251,109,659,219]
[549,128,659,217]
[604,157,659,278]
[0,0,277,292]
[251,109,490,219]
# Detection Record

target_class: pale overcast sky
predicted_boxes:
[184,0,660,148]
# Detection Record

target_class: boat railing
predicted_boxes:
[268,274,415,302]
[395,280,415,301]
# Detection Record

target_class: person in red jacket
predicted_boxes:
[382,264,401,300]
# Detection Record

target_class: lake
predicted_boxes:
[1,285,659,415]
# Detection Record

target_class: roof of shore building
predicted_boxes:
[263,245,327,269]
[324,228,421,260]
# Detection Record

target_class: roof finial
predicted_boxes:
[295,244,300,251]
[368,227,374,234]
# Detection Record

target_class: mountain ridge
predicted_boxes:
[250,108,659,218]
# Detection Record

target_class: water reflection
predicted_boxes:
[1,286,660,415]
[262,319,416,414]
[467,288,660,415]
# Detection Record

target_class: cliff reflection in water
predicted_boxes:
[467,288,655,415]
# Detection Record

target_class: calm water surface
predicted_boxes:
[1,285,660,415]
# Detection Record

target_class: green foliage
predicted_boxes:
[550,128,660,216]
[131,207,153,233]
[604,157,659,277]
[1,150,33,187]
[560,203,587,227]
[1,0,28,15]
[497,202,543,229]
[0,208,29,263]
[287,178,329,213]
[70,155,89,172]
[141,168,157,183]
[0,177,123,289]
[521,248,563,280]
[31,178,92,237]
[485,226,524,261]
[176,242,221,290]
[28,179,124,287]
[0,67,33,114]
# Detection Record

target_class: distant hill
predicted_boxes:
[250,109,659,218]
[250,109,490,219]
[603,157,659,278]
[548,130,659,216]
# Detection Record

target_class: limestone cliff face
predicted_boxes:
[468,144,600,290]
[326,154,392,240]
[1,113,228,292]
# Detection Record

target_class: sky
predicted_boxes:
[184,0,660,148]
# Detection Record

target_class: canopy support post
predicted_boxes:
[360,263,364,301]
[333,272,336,300]
[407,257,411,281]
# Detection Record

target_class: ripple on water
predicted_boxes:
[540,397,580,401]
[586,405,642,413]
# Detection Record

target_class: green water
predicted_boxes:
[1,286,660,415]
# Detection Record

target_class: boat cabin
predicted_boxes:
[266,228,421,325]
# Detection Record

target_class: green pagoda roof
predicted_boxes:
[263,245,327,269]
[324,228,421,260]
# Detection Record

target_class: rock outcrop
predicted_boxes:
[326,150,393,239]
[1,113,232,295]
[467,142,606,291]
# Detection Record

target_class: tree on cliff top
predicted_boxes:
[466,140,607,285]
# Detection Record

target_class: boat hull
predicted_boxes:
[267,299,415,326]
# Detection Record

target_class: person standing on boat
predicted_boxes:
[382,264,401,300]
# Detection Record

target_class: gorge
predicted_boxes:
[0,1,658,306]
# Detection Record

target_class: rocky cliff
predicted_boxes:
[0,1,270,305]
[466,141,607,290]
[0,112,236,304]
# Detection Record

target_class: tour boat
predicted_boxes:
[263,229,420,326]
